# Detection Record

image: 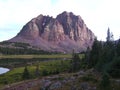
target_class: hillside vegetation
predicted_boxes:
[0,29,120,90]
[0,41,57,55]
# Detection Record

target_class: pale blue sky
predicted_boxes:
[0,0,120,41]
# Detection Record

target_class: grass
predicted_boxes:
[0,54,84,59]
[0,54,72,59]
[0,59,71,87]
[0,54,84,89]
[0,54,84,68]
[0,53,119,90]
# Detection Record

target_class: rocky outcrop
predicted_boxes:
[3,70,98,90]
[9,11,95,53]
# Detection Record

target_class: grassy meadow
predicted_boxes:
[0,54,76,88]
[0,54,72,59]
[0,54,119,90]
[0,59,71,87]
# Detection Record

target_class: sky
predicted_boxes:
[0,0,120,41]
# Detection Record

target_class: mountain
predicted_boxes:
[9,11,95,53]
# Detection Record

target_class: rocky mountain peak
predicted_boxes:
[9,11,95,53]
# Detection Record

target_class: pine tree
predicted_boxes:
[84,47,90,63]
[72,53,81,72]
[22,66,30,80]
[116,38,120,56]
[98,73,112,90]
[42,69,48,76]
[89,38,101,68]
[107,57,120,78]
[106,28,111,42]
[35,64,40,77]
[106,27,114,42]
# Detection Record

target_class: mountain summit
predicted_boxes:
[9,11,95,53]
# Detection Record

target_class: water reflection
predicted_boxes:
[0,67,9,74]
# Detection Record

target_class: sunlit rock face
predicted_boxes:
[9,11,95,53]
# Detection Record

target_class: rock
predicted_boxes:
[90,87,97,90]
[80,82,90,90]
[78,70,85,75]
[40,79,51,89]
[115,79,120,83]
[9,11,95,53]
[49,81,62,90]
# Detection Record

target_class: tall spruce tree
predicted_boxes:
[73,53,81,71]
[98,73,112,90]
[71,50,81,72]
[85,47,90,63]
[35,64,40,77]
[22,66,30,80]
[89,38,101,68]
[106,28,111,42]
[116,38,120,56]
[106,27,114,43]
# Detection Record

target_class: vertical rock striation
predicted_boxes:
[9,11,95,53]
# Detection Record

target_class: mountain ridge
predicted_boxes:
[9,11,95,53]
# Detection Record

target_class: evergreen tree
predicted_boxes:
[42,69,48,76]
[35,64,40,77]
[71,51,81,72]
[107,57,120,78]
[106,27,114,43]
[116,38,120,56]
[89,38,101,68]
[22,66,30,80]
[88,27,120,79]
[98,73,112,90]
[84,47,90,63]
[106,28,111,42]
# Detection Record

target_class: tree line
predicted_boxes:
[0,47,52,55]
[87,28,120,78]
[0,42,57,55]
[72,28,120,90]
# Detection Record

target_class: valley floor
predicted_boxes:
[2,69,96,90]
[2,69,120,90]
